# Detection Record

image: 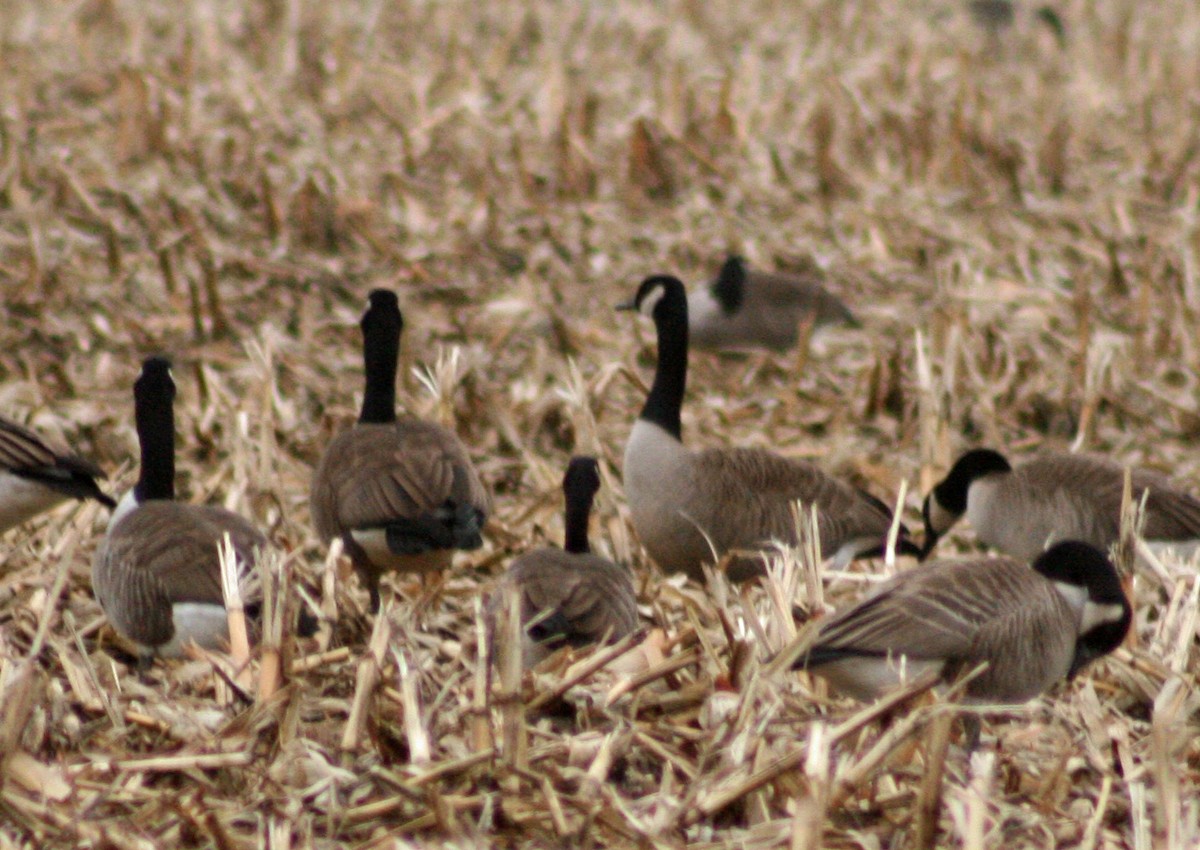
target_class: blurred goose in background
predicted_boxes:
[0,416,114,532]
[310,290,492,612]
[620,274,916,583]
[967,0,1067,49]
[93,358,268,662]
[796,541,1131,703]
[920,448,1200,561]
[968,0,1015,37]
[489,456,638,668]
[687,255,857,353]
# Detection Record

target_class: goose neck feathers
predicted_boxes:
[711,256,747,315]
[920,448,1013,557]
[1033,541,1131,672]
[132,357,177,503]
[359,288,402,425]
[562,456,601,554]
[933,449,1012,515]
[620,275,689,441]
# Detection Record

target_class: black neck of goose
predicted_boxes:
[713,256,746,315]
[1069,606,1132,679]
[359,310,401,425]
[133,367,176,502]
[563,484,596,556]
[640,289,688,441]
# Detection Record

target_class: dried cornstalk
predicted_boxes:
[257,546,287,701]
[219,533,253,691]
[342,606,392,752]
[492,581,526,777]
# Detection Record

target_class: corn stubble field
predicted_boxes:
[2,0,1199,847]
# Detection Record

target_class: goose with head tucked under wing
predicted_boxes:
[0,416,115,533]
[619,274,916,583]
[92,357,268,662]
[310,290,492,612]
[687,255,858,353]
[796,541,1131,703]
[490,456,638,668]
[920,448,1200,561]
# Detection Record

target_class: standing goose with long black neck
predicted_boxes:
[490,456,638,667]
[310,290,492,612]
[0,416,115,532]
[93,357,268,662]
[620,275,915,582]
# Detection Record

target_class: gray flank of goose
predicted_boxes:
[0,416,115,532]
[688,256,858,353]
[310,289,492,613]
[489,456,638,668]
[795,540,1131,703]
[920,448,1200,561]
[92,357,268,662]
[619,274,917,583]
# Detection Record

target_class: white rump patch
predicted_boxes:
[149,602,231,658]
[350,527,393,564]
[349,528,451,572]
[1079,600,1128,634]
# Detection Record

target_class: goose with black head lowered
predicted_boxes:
[489,456,638,668]
[92,357,270,663]
[0,415,115,533]
[619,274,916,583]
[795,541,1131,704]
[310,290,492,612]
[920,448,1200,561]
[688,255,858,353]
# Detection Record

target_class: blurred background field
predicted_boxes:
[1,1,1199,847]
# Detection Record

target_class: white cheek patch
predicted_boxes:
[639,286,666,317]
[1054,580,1126,634]
[927,497,957,535]
[1079,600,1128,634]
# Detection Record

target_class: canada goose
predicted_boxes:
[620,274,916,583]
[92,357,268,661]
[796,541,1131,703]
[920,449,1200,561]
[310,290,491,612]
[968,0,1014,36]
[489,456,638,667]
[687,256,858,353]
[0,416,115,532]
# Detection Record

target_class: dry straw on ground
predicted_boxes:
[2,0,1199,847]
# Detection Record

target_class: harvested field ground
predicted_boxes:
[2,0,1200,847]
